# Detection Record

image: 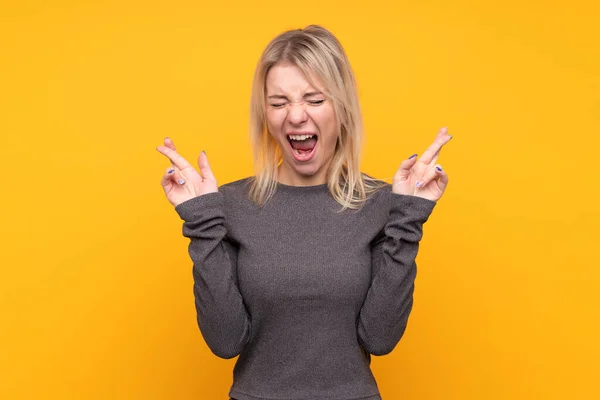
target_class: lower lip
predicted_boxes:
[289,139,318,162]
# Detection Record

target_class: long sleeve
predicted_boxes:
[357,193,436,356]
[174,192,251,359]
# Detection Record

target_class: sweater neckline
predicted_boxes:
[275,181,329,192]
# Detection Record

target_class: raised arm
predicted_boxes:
[157,138,250,358]
[357,127,451,355]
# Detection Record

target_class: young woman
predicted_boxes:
[156,25,451,400]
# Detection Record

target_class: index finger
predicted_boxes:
[156,145,194,170]
[419,127,452,165]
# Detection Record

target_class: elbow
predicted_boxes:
[358,320,409,356]
[207,343,243,359]
[361,330,406,356]
[202,333,247,359]
[198,321,249,360]
[367,346,395,357]
[367,340,399,356]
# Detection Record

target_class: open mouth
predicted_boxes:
[287,133,318,158]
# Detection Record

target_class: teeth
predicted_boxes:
[288,134,315,141]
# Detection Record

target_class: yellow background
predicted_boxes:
[1,0,598,398]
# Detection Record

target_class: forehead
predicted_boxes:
[265,62,325,94]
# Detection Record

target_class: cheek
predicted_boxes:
[265,111,280,136]
[266,110,286,133]
[311,108,338,143]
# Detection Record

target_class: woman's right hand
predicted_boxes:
[156,137,218,207]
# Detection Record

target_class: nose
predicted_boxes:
[286,102,309,125]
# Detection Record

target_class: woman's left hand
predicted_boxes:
[392,127,452,202]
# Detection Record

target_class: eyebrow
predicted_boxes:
[267,91,324,100]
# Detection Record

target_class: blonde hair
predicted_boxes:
[249,25,386,210]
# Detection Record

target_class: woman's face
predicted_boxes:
[265,62,338,186]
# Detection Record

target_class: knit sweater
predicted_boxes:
[174,177,437,400]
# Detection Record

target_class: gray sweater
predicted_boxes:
[174,177,436,400]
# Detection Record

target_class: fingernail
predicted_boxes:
[416,181,423,187]
[202,150,206,155]
[409,154,417,159]
[177,179,185,184]
[168,169,174,174]
[436,166,442,171]
[448,135,453,140]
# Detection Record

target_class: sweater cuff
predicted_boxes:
[174,192,224,222]
[389,193,437,223]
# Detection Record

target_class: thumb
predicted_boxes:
[197,150,216,181]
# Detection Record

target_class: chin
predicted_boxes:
[287,162,314,175]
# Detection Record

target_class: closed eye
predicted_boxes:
[269,99,326,108]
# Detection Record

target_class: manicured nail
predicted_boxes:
[168,169,174,174]
[436,166,442,171]
[409,154,418,159]
[177,179,185,184]
[416,181,423,187]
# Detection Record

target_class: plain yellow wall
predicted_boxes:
[1,0,598,398]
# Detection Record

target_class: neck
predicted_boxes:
[277,165,329,187]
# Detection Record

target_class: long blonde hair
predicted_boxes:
[249,25,385,210]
